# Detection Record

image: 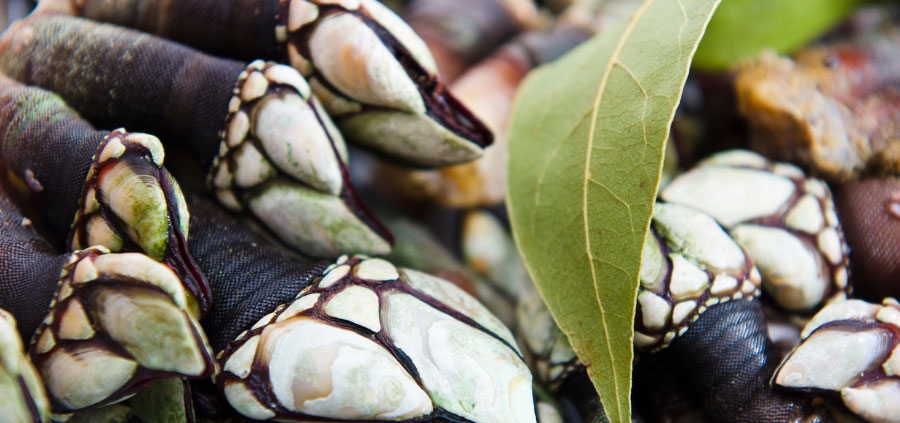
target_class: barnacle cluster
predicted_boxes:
[1,1,900,423]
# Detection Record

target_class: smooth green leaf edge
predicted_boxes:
[506,1,722,422]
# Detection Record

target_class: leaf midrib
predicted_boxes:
[581,1,655,421]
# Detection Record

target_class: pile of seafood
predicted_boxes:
[0,0,899,422]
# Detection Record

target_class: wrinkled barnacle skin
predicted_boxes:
[661,149,850,314]
[184,195,535,422]
[774,298,900,423]
[0,187,215,414]
[661,299,834,423]
[0,77,211,313]
[833,178,900,302]
[0,15,392,258]
[0,309,51,423]
[37,0,495,168]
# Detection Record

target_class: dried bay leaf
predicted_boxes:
[506,1,721,422]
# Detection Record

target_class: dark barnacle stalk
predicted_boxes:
[0,187,215,414]
[0,76,210,314]
[0,308,50,423]
[0,14,391,257]
[36,0,495,168]
[833,177,900,301]
[185,194,536,422]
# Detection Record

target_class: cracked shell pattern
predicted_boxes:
[661,149,850,313]
[209,60,347,207]
[30,248,215,412]
[774,298,900,423]
[634,203,762,352]
[217,255,535,422]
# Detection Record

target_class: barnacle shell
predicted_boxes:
[309,13,425,114]
[211,61,346,197]
[0,309,50,423]
[246,181,392,257]
[661,149,849,313]
[31,248,215,413]
[218,256,535,422]
[284,0,492,168]
[774,298,900,423]
[634,202,761,351]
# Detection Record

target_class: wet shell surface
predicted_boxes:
[661,149,850,313]
[634,202,762,351]
[774,298,900,423]
[217,255,535,422]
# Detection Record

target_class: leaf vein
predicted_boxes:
[582,1,657,420]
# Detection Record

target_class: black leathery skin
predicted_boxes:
[72,0,280,61]
[0,15,245,169]
[556,370,610,423]
[185,194,329,351]
[833,177,900,301]
[660,299,832,423]
[0,188,68,340]
[0,81,105,246]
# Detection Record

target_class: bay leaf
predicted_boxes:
[506,1,721,422]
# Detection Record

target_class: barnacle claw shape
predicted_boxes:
[217,255,536,422]
[661,149,850,313]
[282,0,494,167]
[69,129,210,316]
[209,61,391,257]
[0,309,51,423]
[774,298,900,423]
[29,247,215,413]
[634,202,762,351]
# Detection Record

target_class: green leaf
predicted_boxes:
[506,1,721,422]
[693,0,866,70]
